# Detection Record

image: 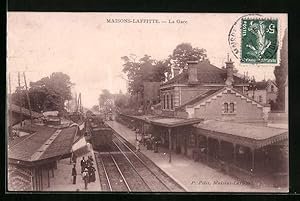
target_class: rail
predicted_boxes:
[112,140,151,191]
[110,155,131,191]
[97,152,112,191]
[112,133,172,191]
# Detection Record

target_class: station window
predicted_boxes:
[170,94,174,110]
[258,95,263,103]
[229,102,235,113]
[166,94,169,109]
[271,85,274,92]
[163,94,166,109]
[224,103,229,113]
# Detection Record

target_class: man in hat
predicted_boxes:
[80,157,87,173]
[71,164,77,184]
[87,163,96,182]
[82,168,89,190]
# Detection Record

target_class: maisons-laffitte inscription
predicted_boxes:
[106,19,188,24]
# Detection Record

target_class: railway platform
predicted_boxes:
[46,143,101,191]
[106,120,284,192]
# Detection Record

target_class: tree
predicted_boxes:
[121,54,168,96]
[114,93,130,109]
[91,105,99,113]
[274,29,288,110]
[11,72,73,113]
[168,43,209,69]
[98,89,113,107]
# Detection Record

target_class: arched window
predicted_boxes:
[229,102,235,113]
[170,94,174,109]
[224,103,229,113]
[163,94,166,109]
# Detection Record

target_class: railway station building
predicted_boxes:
[117,59,288,187]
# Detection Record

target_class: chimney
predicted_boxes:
[173,67,180,77]
[187,61,198,83]
[225,58,234,86]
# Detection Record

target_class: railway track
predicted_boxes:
[94,143,151,192]
[112,134,185,192]
[94,134,185,192]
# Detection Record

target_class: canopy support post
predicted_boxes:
[233,143,237,165]
[251,148,255,173]
[206,137,209,162]
[168,128,172,163]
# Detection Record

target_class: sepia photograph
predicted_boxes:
[7,12,288,192]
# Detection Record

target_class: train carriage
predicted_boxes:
[92,127,113,149]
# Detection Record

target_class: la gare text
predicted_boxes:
[106,19,188,24]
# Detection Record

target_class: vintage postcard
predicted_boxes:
[7,12,288,192]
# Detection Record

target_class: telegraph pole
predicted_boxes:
[18,72,23,127]
[23,72,33,125]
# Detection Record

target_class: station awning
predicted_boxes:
[8,124,77,166]
[195,120,288,149]
[71,136,89,157]
[120,113,203,128]
[147,117,203,128]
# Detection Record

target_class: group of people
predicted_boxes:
[71,155,96,190]
[81,156,96,189]
[145,136,160,153]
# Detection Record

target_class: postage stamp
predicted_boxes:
[240,18,278,64]
[228,14,281,66]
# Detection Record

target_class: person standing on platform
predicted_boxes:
[136,139,140,152]
[80,157,86,173]
[87,155,94,167]
[87,164,96,182]
[72,164,77,184]
[82,168,89,190]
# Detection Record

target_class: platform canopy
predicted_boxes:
[147,117,203,128]
[195,120,288,149]
[8,103,43,118]
[120,113,203,128]
[8,124,78,166]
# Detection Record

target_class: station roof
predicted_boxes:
[148,117,203,128]
[195,120,288,149]
[8,104,43,118]
[161,61,248,87]
[120,113,203,128]
[8,124,77,166]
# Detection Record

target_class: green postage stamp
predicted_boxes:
[240,18,278,64]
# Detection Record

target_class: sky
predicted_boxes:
[7,12,287,108]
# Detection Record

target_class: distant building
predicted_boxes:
[246,79,278,105]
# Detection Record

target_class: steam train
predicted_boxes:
[86,114,113,149]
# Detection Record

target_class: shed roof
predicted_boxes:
[120,113,202,128]
[195,120,288,149]
[8,124,77,165]
[149,117,203,128]
[8,104,42,118]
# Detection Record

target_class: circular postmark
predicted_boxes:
[228,14,279,65]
